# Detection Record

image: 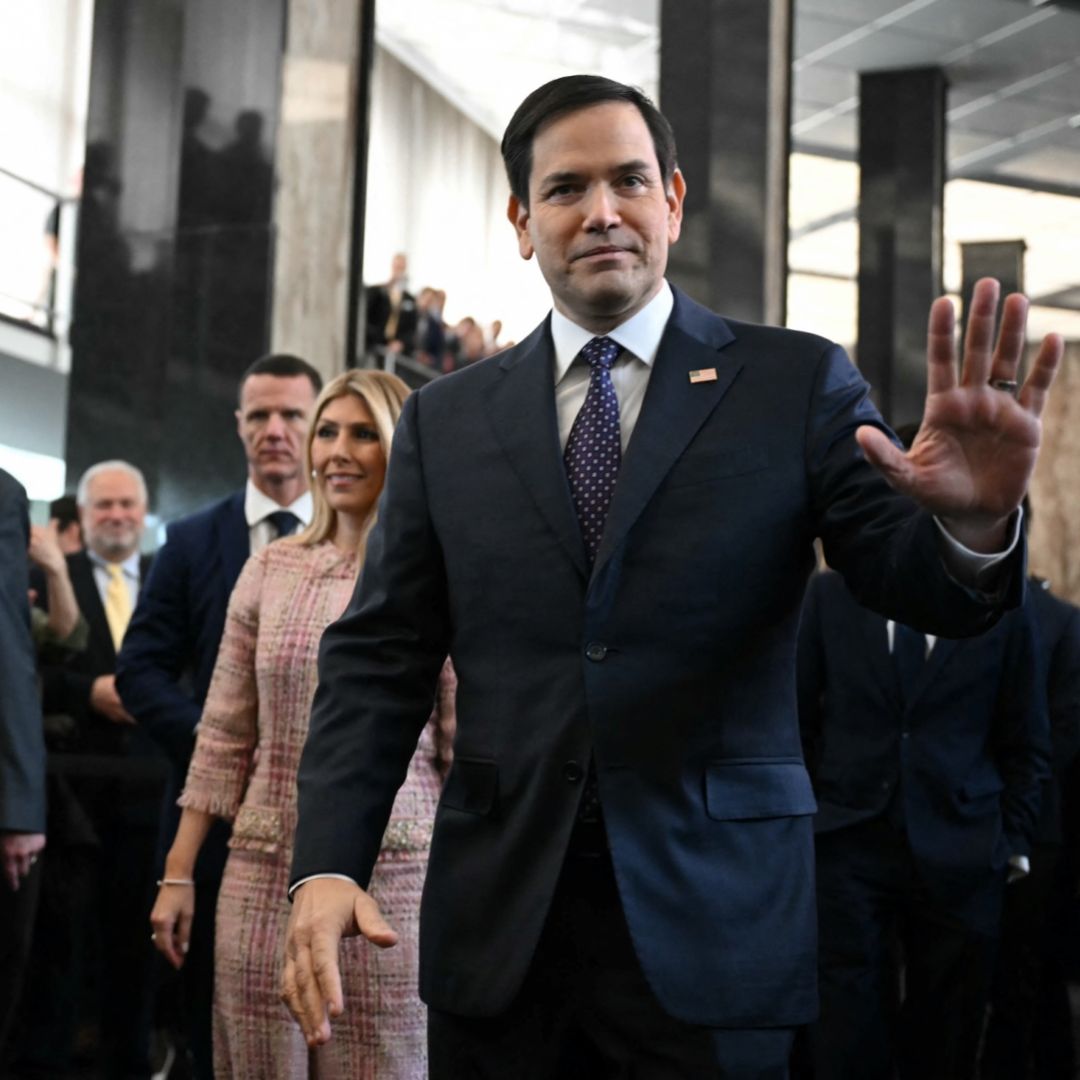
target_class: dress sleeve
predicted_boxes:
[431,658,457,777]
[178,551,265,820]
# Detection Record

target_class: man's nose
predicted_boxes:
[581,184,620,231]
[264,412,287,438]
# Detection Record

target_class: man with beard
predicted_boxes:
[16,460,166,1080]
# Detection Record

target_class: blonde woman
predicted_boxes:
[150,370,454,1077]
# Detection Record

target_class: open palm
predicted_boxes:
[857,278,1062,551]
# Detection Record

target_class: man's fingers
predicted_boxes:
[959,278,1001,387]
[926,296,959,395]
[3,861,19,892]
[293,938,335,1044]
[990,293,1030,381]
[1019,333,1064,420]
[354,892,399,949]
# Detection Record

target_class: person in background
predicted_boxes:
[796,556,1048,1079]
[49,494,84,555]
[16,460,165,1080]
[981,501,1080,1080]
[116,352,322,1079]
[0,468,47,1068]
[365,253,418,356]
[151,370,453,1077]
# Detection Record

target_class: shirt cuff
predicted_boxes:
[288,872,359,900]
[1007,854,1030,883]
[933,507,1023,590]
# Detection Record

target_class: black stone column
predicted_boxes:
[66,0,286,519]
[857,67,946,428]
[660,0,793,325]
[960,240,1026,342]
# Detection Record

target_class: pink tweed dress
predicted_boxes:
[179,539,455,1079]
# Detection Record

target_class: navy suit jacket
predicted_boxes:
[1029,579,1080,847]
[797,569,1048,932]
[115,491,248,774]
[0,470,45,834]
[293,287,1022,1028]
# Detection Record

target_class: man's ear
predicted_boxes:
[235,409,244,439]
[507,195,534,261]
[666,168,686,245]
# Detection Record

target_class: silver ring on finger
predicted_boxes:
[28,855,37,867]
[990,378,1019,397]
[150,932,157,942]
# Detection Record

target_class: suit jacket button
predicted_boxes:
[585,642,607,662]
[563,761,584,783]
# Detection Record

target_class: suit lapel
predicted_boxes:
[593,296,740,577]
[862,611,895,694]
[218,492,251,589]
[905,636,956,711]
[71,552,114,664]
[485,320,589,581]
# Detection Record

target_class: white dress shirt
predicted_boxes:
[244,480,313,555]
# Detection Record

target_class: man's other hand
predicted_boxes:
[90,674,136,724]
[1,832,45,892]
[281,878,398,1046]
[857,277,1063,553]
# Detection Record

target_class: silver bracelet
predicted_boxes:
[156,877,195,887]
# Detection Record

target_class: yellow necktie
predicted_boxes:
[104,563,131,651]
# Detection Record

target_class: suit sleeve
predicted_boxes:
[1048,604,1080,775]
[115,527,203,766]
[292,390,451,889]
[995,602,1051,857]
[805,344,1023,636]
[178,553,263,820]
[796,572,826,778]
[0,476,46,834]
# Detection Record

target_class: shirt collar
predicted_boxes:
[87,548,142,579]
[551,281,674,384]
[244,479,314,528]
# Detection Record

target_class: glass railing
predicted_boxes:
[0,167,74,343]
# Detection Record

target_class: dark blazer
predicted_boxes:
[37,550,154,762]
[0,470,45,834]
[365,284,418,352]
[115,491,248,773]
[293,287,1022,1029]
[797,569,1048,932]
[1029,579,1080,847]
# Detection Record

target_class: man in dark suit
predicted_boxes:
[796,567,1048,1079]
[365,252,418,356]
[982,572,1080,1079]
[0,469,46,1062]
[115,352,321,1078]
[282,76,1063,1078]
[16,460,163,1079]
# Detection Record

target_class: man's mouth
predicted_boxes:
[574,245,631,262]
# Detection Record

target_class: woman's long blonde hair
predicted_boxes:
[295,369,411,556]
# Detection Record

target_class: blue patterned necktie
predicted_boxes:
[564,336,622,562]
[266,510,301,538]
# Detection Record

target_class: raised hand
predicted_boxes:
[856,277,1063,552]
[281,878,398,1046]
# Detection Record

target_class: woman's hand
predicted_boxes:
[150,879,195,969]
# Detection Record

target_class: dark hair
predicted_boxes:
[500,75,678,206]
[238,353,322,403]
[49,494,79,529]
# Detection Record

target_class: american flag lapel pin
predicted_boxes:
[689,368,718,384]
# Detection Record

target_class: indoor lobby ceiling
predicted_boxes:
[377,0,1080,198]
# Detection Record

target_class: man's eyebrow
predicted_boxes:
[537,160,658,189]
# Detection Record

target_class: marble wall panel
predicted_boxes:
[1029,341,1080,605]
[270,0,367,381]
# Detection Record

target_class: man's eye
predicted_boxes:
[621,175,645,188]
[248,412,268,423]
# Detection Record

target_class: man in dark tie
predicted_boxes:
[116,353,321,1078]
[796,563,1048,1080]
[282,76,1063,1078]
